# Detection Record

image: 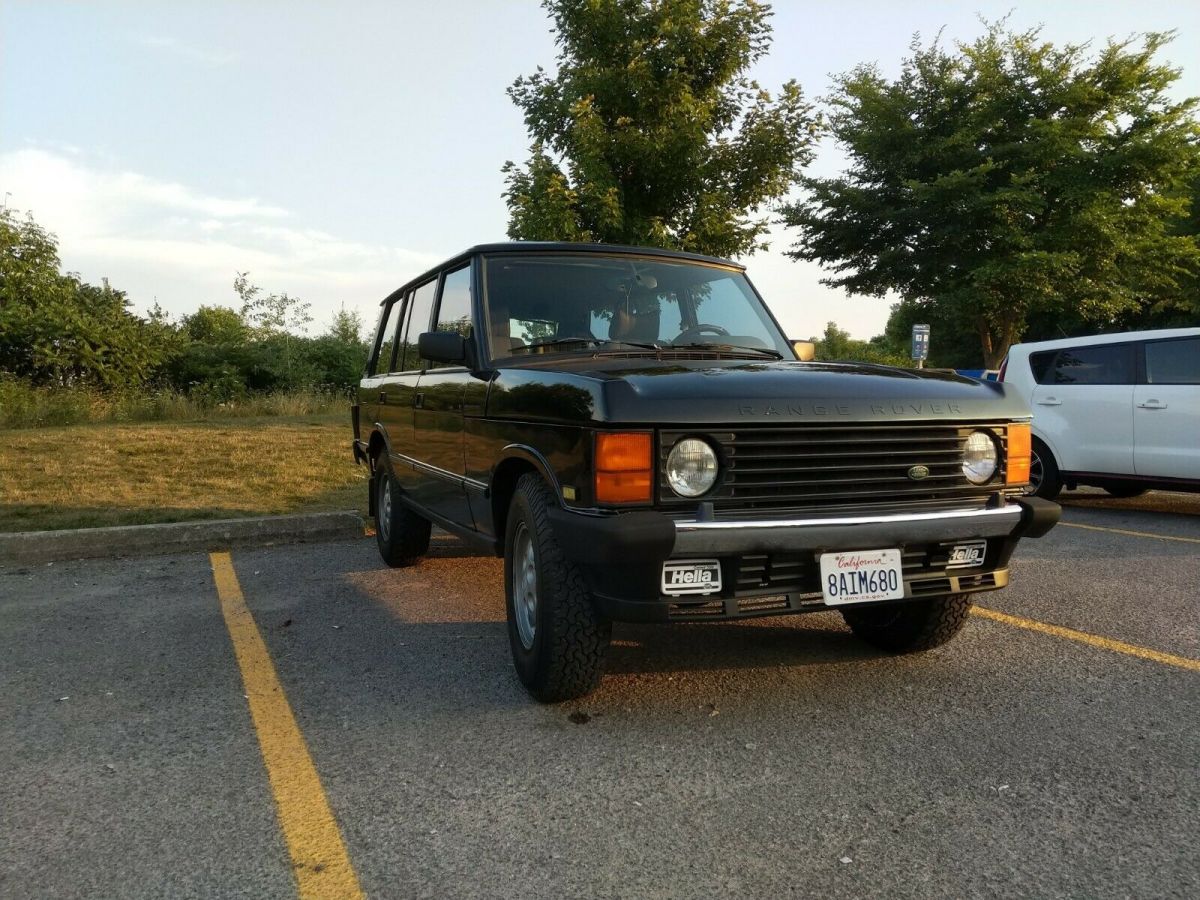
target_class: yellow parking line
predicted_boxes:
[1059,521,1200,544]
[209,552,365,900]
[972,606,1200,673]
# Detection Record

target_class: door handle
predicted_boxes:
[1137,400,1168,410]
[378,391,387,404]
[414,392,425,409]
[1036,397,1062,406]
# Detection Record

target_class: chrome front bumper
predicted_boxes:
[672,504,1031,555]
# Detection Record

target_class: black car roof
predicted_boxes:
[381,242,745,305]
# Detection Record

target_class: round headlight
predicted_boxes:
[666,438,719,497]
[962,431,998,484]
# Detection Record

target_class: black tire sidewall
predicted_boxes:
[373,453,431,567]
[502,473,610,701]
[504,486,544,685]
[374,457,397,558]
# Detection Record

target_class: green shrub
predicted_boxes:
[0,376,348,429]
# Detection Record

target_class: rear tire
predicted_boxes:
[1027,439,1063,500]
[841,594,972,653]
[505,473,611,702]
[373,454,431,568]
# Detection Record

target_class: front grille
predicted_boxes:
[734,553,813,594]
[660,423,1010,513]
[667,599,725,619]
[729,541,993,598]
[667,548,1002,619]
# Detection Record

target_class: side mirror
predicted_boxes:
[791,340,816,362]
[418,331,467,366]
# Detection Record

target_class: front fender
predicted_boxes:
[494,444,563,497]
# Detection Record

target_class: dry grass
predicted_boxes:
[0,416,369,532]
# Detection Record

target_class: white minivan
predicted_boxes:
[1001,328,1200,499]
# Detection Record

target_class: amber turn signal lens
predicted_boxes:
[1006,423,1032,485]
[595,432,653,503]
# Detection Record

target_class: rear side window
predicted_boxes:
[369,298,402,375]
[1044,344,1134,385]
[1145,338,1200,385]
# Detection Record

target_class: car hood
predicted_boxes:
[488,357,1031,425]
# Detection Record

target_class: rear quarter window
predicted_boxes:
[369,297,402,375]
[1029,351,1056,384]
[1145,338,1200,385]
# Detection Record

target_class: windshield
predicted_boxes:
[482,254,790,361]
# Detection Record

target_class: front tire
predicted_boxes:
[841,594,972,653]
[504,473,611,702]
[373,454,431,567]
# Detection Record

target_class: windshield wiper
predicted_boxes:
[591,339,664,352]
[512,338,664,354]
[510,338,599,354]
[670,342,783,360]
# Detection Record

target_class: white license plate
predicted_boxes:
[661,559,722,596]
[819,549,904,606]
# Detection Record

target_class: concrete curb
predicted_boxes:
[0,511,368,566]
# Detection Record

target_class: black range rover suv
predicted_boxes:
[352,242,1059,701]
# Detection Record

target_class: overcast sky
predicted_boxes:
[3,1,1198,341]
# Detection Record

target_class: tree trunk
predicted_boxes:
[977,320,1017,370]
[976,321,997,369]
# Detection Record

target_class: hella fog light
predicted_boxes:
[963,431,998,484]
[666,437,719,498]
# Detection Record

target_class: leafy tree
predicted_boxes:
[1,208,370,401]
[503,0,818,258]
[810,320,909,367]
[0,209,177,388]
[0,210,60,312]
[327,305,364,345]
[234,271,313,380]
[783,24,1200,368]
[234,272,312,336]
[302,307,369,392]
[301,336,366,391]
[182,305,248,344]
[876,301,982,369]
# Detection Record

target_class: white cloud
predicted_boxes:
[132,34,237,67]
[0,148,439,331]
[0,147,891,341]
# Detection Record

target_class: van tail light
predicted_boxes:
[594,432,653,503]
[998,357,1008,382]
[1006,423,1032,485]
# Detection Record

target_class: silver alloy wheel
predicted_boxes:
[377,466,392,540]
[1026,449,1044,495]
[512,521,538,650]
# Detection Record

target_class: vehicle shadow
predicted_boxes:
[606,617,879,676]
[334,549,890,697]
[242,540,950,727]
[1059,487,1200,519]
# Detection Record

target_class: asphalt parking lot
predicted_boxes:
[2,491,1198,900]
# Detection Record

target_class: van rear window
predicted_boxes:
[1145,338,1200,384]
